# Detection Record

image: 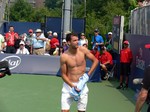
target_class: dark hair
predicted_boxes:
[58,46,64,55]
[66,33,78,42]
[9,26,14,28]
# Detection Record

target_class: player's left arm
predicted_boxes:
[82,47,99,76]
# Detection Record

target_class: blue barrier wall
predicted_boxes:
[45,17,85,34]
[126,34,150,90]
[0,53,100,82]
[3,21,41,35]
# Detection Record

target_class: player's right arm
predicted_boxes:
[60,54,74,88]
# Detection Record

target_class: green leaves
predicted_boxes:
[8,0,135,35]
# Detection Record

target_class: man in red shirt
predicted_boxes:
[5,26,19,53]
[49,32,59,55]
[99,45,113,80]
[117,40,133,89]
[90,46,100,60]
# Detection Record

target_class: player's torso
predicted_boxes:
[66,49,86,82]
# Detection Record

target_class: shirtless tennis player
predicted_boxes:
[60,33,98,112]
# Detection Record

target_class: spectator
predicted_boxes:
[78,33,88,46]
[14,33,26,51]
[25,29,35,54]
[62,39,68,51]
[91,29,104,51]
[53,46,64,56]
[105,32,113,51]
[138,0,144,7]
[16,41,29,55]
[47,31,53,39]
[0,34,5,53]
[49,32,59,55]
[32,29,47,55]
[90,46,100,60]
[5,26,19,53]
[142,0,150,5]
[44,38,51,55]
[117,40,133,89]
[138,0,150,7]
[99,45,113,80]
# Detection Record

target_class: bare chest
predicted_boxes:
[66,54,85,68]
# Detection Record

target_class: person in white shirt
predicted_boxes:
[16,41,29,55]
[78,33,88,46]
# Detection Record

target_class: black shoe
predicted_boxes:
[5,68,11,76]
[123,84,128,89]
[116,85,123,89]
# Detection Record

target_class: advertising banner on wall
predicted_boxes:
[0,54,100,82]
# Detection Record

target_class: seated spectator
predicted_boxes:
[16,41,30,55]
[53,46,64,56]
[90,46,100,60]
[49,32,59,55]
[62,39,68,51]
[99,45,113,80]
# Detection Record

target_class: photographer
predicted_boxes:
[0,61,11,78]
[135,65,150,112]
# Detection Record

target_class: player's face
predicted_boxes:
[70,36,79,49]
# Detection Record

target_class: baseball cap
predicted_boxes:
[62,39,66,42]
[81,33,85,36]
[28,29,33,33]
[47,31,52,34]
[19,41,25,45]
[94,29,99,32]
[35,29,42,33]
[108,32,112,35]
[53,32,58,36]
[123,40,129,45]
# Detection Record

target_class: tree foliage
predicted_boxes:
[8,0,137,35]
[9,0,33,21]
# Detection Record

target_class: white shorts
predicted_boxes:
[61,82,89,111]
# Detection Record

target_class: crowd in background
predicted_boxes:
[0,26,133,84]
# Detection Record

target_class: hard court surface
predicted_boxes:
[0,74,147,112]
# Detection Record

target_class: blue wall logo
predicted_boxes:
[1,55,21,70]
